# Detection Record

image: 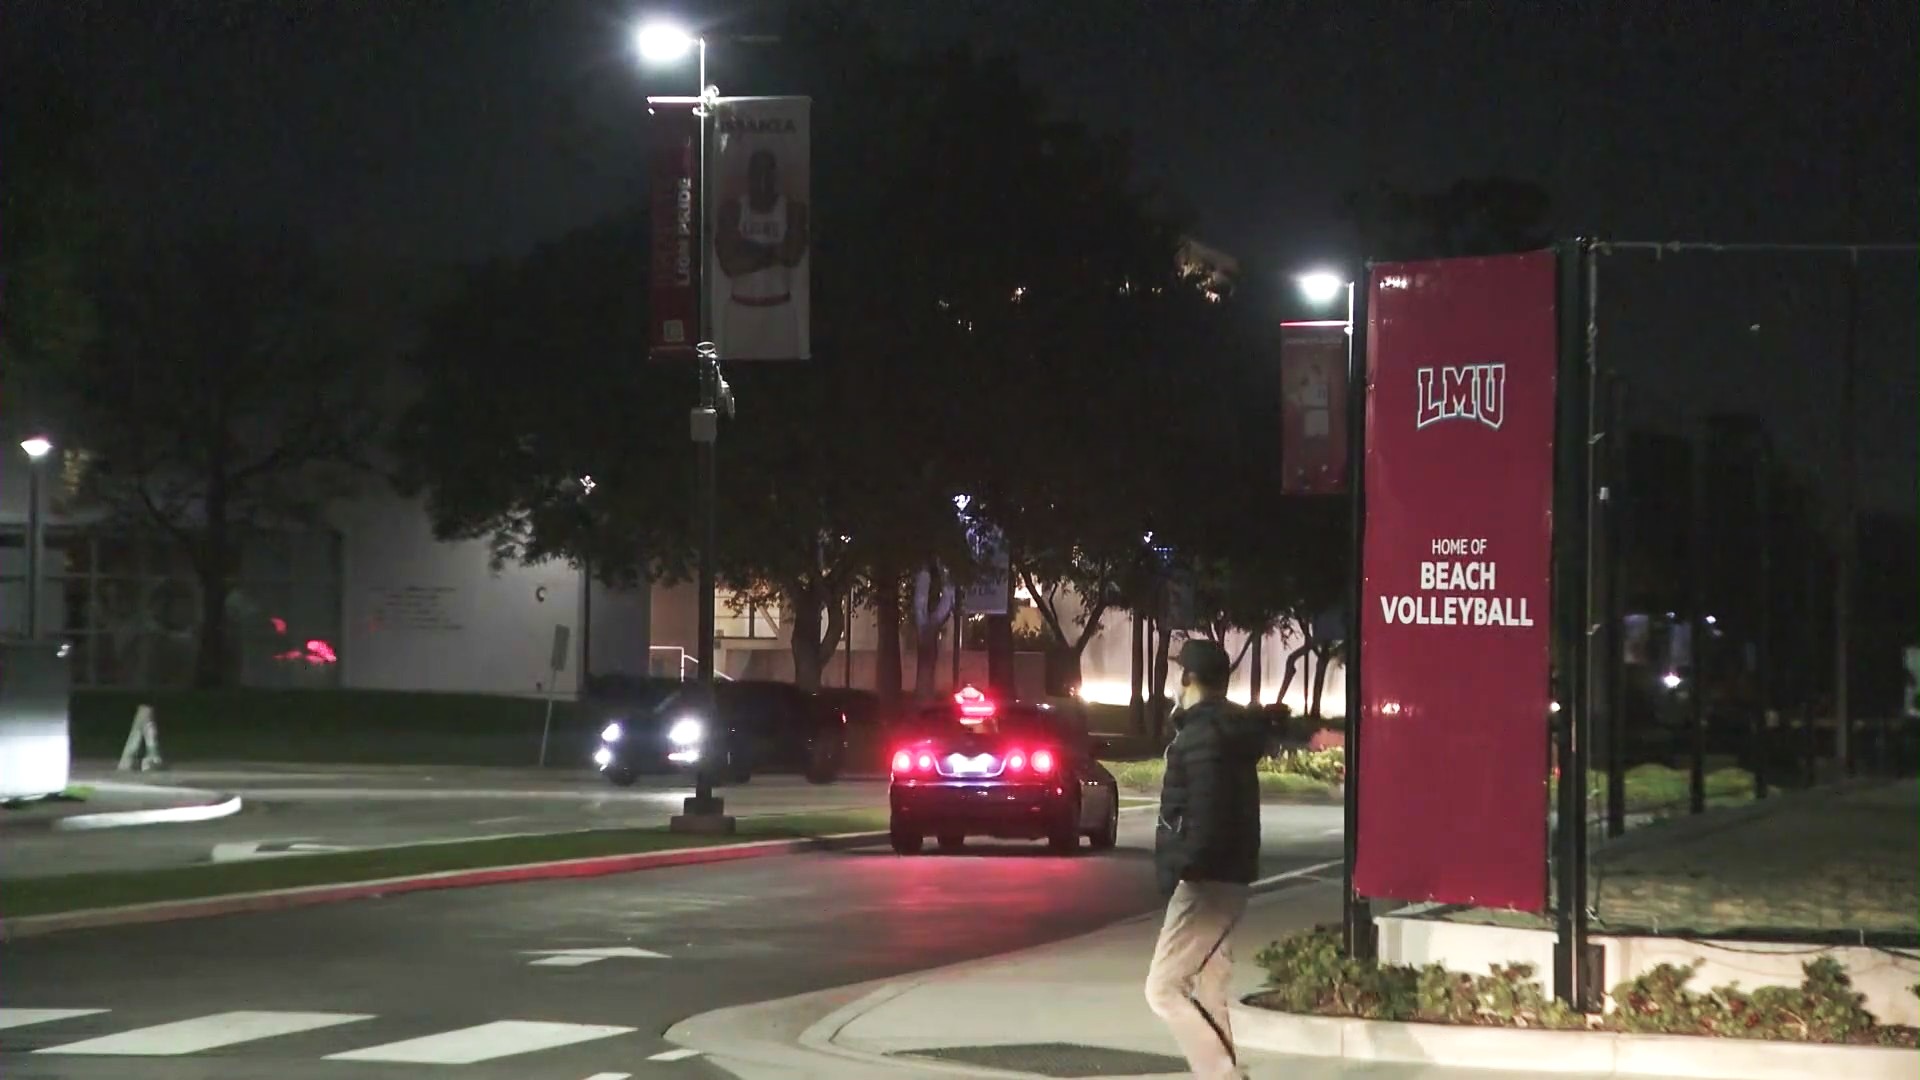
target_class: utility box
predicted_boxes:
[0,639,72,799]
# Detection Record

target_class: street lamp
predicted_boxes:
[1296,267,1372,960]
[634,17,730,829]
[18,436,53,639]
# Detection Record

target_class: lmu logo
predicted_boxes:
[1415,364,1506,430]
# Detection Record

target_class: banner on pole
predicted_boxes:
[647,99,701,361]
[1280,323,1350,494]
[1353,250,1559,913]
[709,97,811,361]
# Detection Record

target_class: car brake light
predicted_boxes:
[954,684,996,722]
[891,749,913,773]
[1007,751,1026,772]
[916,753,934,772]
[1031,749,1055,774]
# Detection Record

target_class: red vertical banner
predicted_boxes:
[648,100,700,360]
[1353,250,1559,913]
[1280,323,1350,494]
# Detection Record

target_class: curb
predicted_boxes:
[1229,1003,1920,1079]
[1,829,888,940]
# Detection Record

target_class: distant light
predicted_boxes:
[1662,672,1684,690]
[1297,271,1346,305]
[1704,615,1717,625]
[19,437,52,460]
[633,21,695,64]
[579,474,596,494]
[1549,701,1562,714]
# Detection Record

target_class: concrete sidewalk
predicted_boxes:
[676,869,1664,1079]
[0,776,242,832]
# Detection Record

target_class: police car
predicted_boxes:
[887,686,1121,855]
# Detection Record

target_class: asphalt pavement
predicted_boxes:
[2,765,895,879]
[0,803,1344,1080]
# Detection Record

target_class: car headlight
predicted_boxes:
[668,717,705,746]
[601,721,624,743]
[593,746,614,767]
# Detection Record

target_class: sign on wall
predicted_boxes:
[709,96,811,361]
[647,99,701,360]
[1352,250,1559,913]
[1279,323,1350,494]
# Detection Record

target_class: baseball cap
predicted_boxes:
[1174,639,1232,683]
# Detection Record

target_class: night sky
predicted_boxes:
[8,0,1916,507]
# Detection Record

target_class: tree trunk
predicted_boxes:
[1042,643,1081,697]
[1309,643,1335,720]
[911,567,954,701]
[987,615,1015,699]
[1249,632,1264,706]
[191,493,234,688]
[1129,608,1145,735]
[873,569,902,707]
[1149,615,1173,744]
[786,578,845,694]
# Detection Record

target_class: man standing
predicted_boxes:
[713,148,809,360]
[1147,639,1265,1079]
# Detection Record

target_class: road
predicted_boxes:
[0,803,1343,1080]
[3,766,893,878]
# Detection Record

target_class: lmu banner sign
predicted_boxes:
[1353,250,1558,913]
[647,100,700,360]
[1279,324,1349,494]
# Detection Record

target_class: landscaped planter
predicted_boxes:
[1231,1002,1920,1080]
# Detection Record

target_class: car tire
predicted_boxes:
[937,834,965,853]
[1090,790,1119,850]
[1048,795,1082,855]
[891,827,924,855]
[804,740,840,784]
[607,765,638,788]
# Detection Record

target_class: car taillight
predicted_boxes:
[1007,751,1026,772]
[891,749,913,773]
[916,753,934,772]
[1031,749,1055,774]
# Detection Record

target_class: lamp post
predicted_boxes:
[1296,270,1373,961]
[635,20,734,826]
[19,437,53,640]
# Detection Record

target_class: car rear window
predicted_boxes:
[906,703,1072,740]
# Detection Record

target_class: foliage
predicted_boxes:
[1260,747,1346,785]
[40,232,397,686]
[1252,927,1919,1046]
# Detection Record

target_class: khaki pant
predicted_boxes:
[1145,880,1250,1079]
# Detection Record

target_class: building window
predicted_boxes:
[716,590,782,641]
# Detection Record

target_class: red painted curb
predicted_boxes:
[1,830,889,939]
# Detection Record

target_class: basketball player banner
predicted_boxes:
[1279,322,1350,494]
[709,96,811,361]
[647,99,701,360]
[1352,250,1558,912]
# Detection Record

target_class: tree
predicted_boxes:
[49,232,394,686]
[1,83,103,400]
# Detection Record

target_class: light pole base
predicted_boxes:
[670,795,734,835]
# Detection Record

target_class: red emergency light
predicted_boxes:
[953,684,996,722]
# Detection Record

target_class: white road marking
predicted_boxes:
[210,840,354,863]
[0,1009,106,1031]
[1322,827,1345,836]
[583,1072,636,1078]
[523,946,670,967]
[36,1011,372,1055]
[1250,857,1344,889]
[325,1020,635,1064]
[648,1048,702,1061]
[52,795,244,831]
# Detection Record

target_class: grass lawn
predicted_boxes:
[0,808,891,919]
[68,688,591,767]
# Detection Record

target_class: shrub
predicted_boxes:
[1251,926,1920,1046]
[1263,747,1344,785]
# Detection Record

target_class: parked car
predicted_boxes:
[588,678,847,787]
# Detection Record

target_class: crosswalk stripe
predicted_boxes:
[35,1011,373,1056]
[0,1009,107,1031]
[324,1020,635,1064]
[648,1048,702,1061]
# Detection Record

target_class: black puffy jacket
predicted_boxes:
[1153,698,1266,895]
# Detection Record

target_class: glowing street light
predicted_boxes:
[632,21,697,64]
[1296,270,1346,306]
[18,435,53,637]
[19,436,52,460]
